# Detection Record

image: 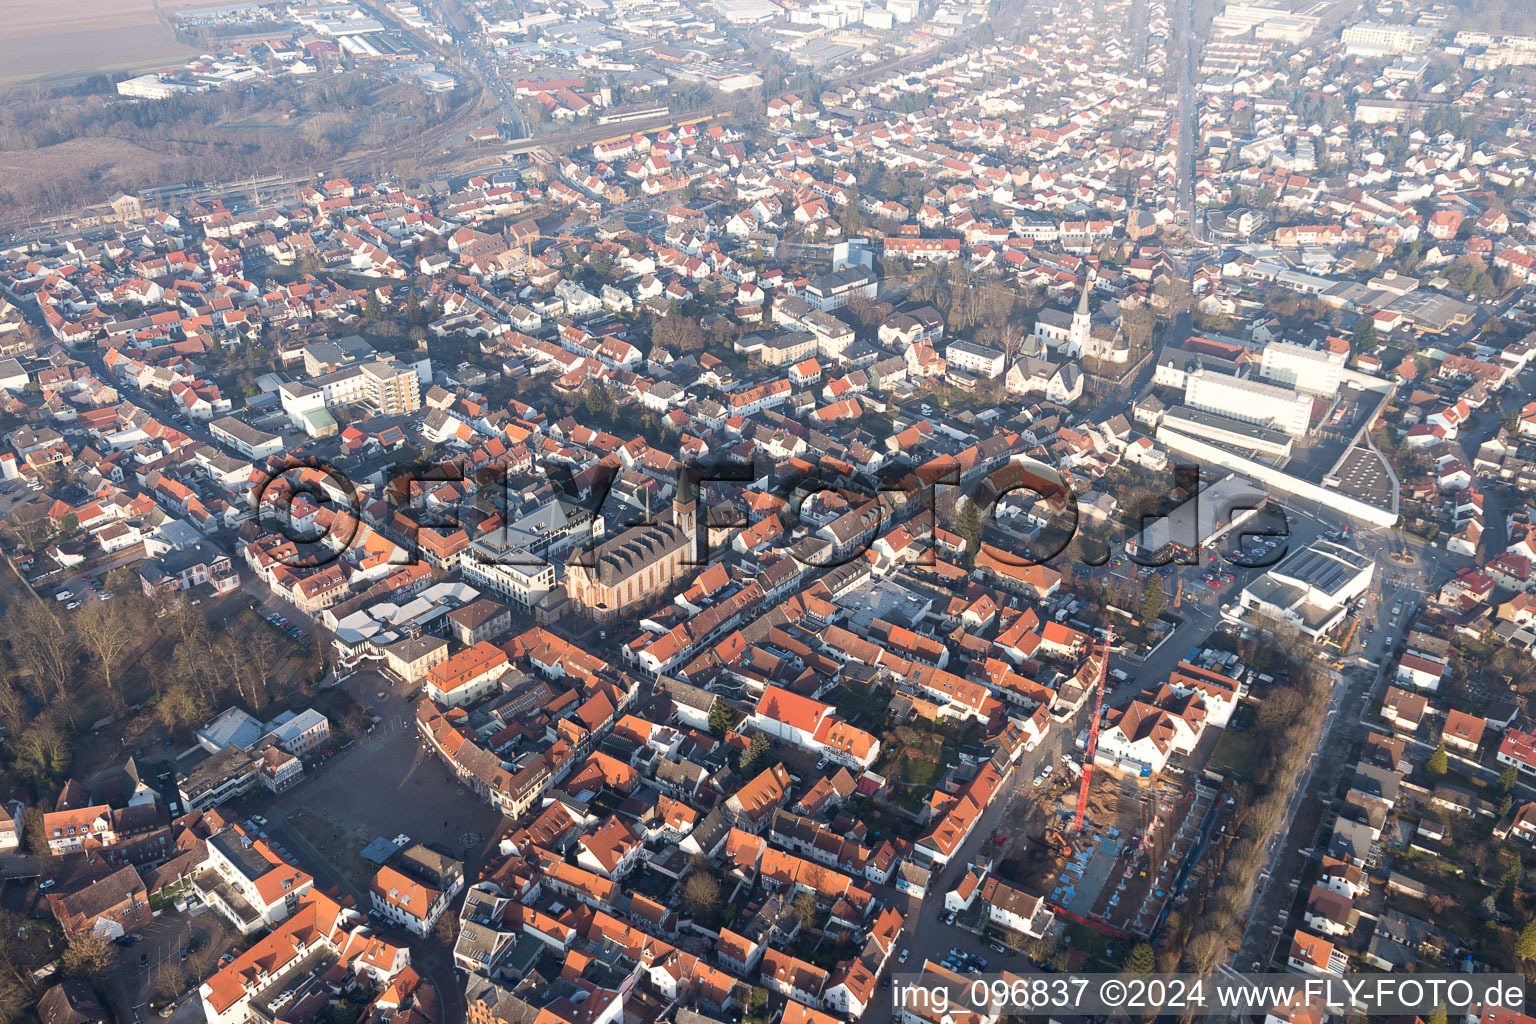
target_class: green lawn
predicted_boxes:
[1209,728,1261,781]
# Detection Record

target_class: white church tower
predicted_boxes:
[1067,272,1095,357]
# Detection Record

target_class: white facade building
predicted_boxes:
[1258,341,1342,397]
[1184,368,1313,438]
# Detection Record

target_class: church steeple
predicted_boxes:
[1069,271,1095,355]
[672,465,697,539]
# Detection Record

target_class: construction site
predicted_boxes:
[1010,629,1224,940]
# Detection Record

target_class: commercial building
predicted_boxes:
[1236,540,1374,638]
[1184,367,1314,438]
[193,825,315,935]
[210,416,284,459]
[944,340,1006,379]
[425,641,510,707]
[1130,473,1270,560]
[1341,20,1434,56]
[177,747,260,812]
[1258,340,1342,397]
[370,845,464,936]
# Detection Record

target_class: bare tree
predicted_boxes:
[4,508,51,554]
[77,602,135,709]
[682,872,721,917]
[13,603,79,722]
[212,635,259,706]
[59,934,112,981]
[242,618,280,686]
[156,683,207,733]
[0,668,23,734]
[12,717,70,784]
[1181,930,1226,972]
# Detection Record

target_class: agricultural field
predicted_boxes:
[0,0,205,83]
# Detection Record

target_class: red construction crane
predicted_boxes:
[1071,626,1115,836]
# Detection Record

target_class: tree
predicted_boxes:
[0,669,23,735]
[155,682,207,732]
[1121,303,1155,349]
[1181,931,1226,972]
[60,934,112,980]
[682,872,721,917]
[1352,316,1377,349]
[15,602,80,717]
[1426,743,1448,776]
[1499,764,1519,793]
[363,292,382,321]
[739,732,772,776]
[709,699,735,738]
[1123,941,1155,973]
[19,807,48,856]
[1518,916,1536,960]
[957,500,982,565]
[12,718,70,785]
[1141,576,1165,623]
[77,601,136,709]
[5,508,51,553]
[1498,857,1522,906]
[56,513,78,539]
[652,313,706,354]
[792,891,817,926]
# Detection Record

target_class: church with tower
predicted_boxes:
[1031,273,1131,364]
[564,467,700,624]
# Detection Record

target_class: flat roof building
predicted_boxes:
[1132,473,1270,558]
[1237,540,1374,638]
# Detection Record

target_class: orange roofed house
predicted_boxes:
[425,641,509,708]
[191,824,315,935]
[747,685,881,770]
[199,888,410,1024]
[370,843,465,937]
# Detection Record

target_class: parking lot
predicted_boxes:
[108,910,234,1022]
[253,606,312,650]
